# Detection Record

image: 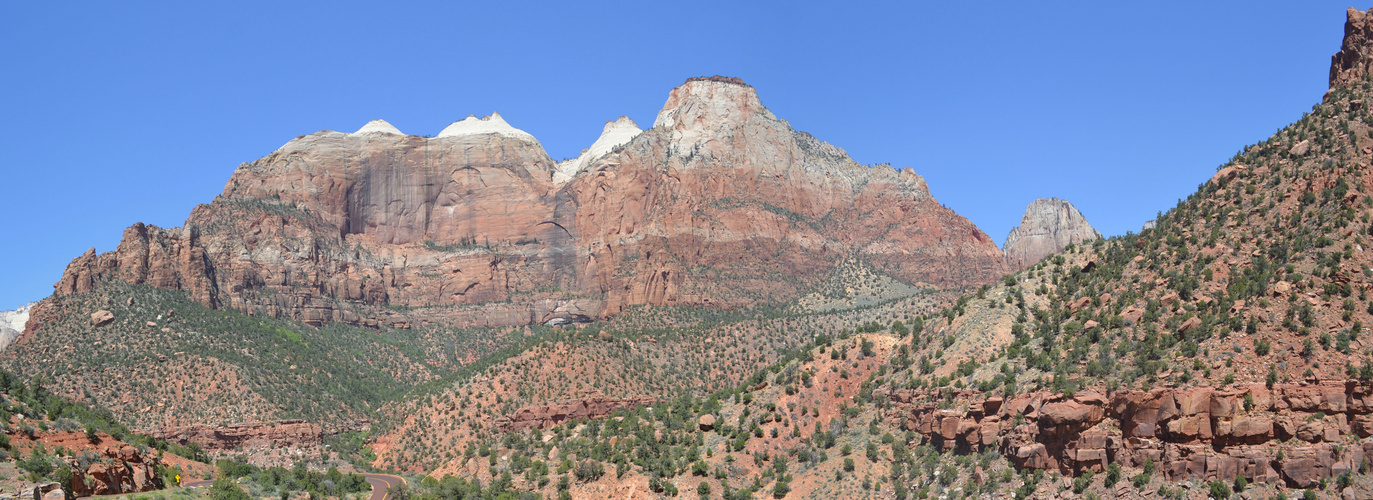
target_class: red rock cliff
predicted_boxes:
[46,79,1007,329]
[1331,7,1373,91]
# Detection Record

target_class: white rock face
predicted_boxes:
[0,302,35,351]
[355,119,404,135]
[436,112,538,142]
[1003,198,1101,271]
[554,116,643,184]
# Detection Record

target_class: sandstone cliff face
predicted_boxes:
[53,124,589,328]
[1331,7,1373,91]
[44,77,1007,330]
[1002,197,1100,271]
[566,77,1007,312]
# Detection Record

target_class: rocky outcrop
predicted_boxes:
[1331,7,1373,91]
[888,381,1373,488]
[41,77,1007,332]
[57,224,218,308]
[66,443,165,497]
[496,397,655,432]
[148,419,323,451]
[1002,198,1100,271]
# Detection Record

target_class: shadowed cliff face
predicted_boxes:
[45,77,1007,329]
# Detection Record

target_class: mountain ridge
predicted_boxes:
[35,76,1008,335]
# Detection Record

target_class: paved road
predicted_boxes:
[363,473,405,500]
[183,473,404,500]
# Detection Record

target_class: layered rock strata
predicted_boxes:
[148,419,324,451]
[1002,198,1100,271]
[41,77,1007,331]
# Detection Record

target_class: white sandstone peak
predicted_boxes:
[355,119,405,135]
[0,302,34,351]
[436,112,538,142]
[554,116,643,184]
[653,78,766,130]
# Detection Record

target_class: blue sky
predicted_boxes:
[0,1,1358,307]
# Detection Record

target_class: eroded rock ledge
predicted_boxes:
[148,419,326,451]
[496,397,656,432]
[883,381,1373,489]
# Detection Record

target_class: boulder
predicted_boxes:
[1068,297,1091,312]
[1209,166,1245,185]
[698,414,716,432]
[90,310,113,327]
[1178,316,1201,333]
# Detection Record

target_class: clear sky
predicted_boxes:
[0,1,1359,308]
